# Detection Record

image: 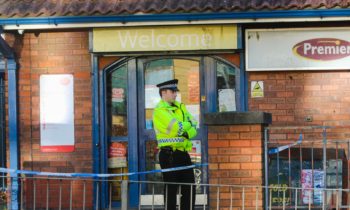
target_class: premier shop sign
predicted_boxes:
[293,38,350,61]
[93,25,237,52]
[246,28,350,71]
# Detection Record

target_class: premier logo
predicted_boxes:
[292,38,350,61]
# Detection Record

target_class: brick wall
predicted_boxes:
[248,71,350,208]
[249,71,350,126]
[208,124,264,209]
[7,30,93,208]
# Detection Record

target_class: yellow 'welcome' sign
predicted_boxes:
[92,25,237,52]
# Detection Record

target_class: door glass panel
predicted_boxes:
[107,65,128,136]
[106,65,129,202]
[143,58,201,194]
[145,140,162,193]
[216,61,236,112]
[108,141,128,202]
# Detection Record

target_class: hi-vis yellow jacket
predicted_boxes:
[153,100,197,152]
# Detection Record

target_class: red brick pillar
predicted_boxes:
[204,112,271,209]
[8,31,93,209]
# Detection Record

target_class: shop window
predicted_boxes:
[102,56,239,206]
[106,64,129,202]
[143,58,202,194]
[216,61,236,112]
[106,64,128,137]
[268,147,347,207]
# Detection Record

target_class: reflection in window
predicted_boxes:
[144,59,201,130]
[143,58,203,194]
[107,65,128,136]
[217,61,236,112]
[144,59,174,114]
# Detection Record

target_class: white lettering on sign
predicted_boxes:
[293,38,350,61]
[118,30,212,49]
[303,42,350,55]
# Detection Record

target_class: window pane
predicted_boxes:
[216,61,236,112]
[144,59,200,129]
[107,65,128,136]
[143,58,202,194]
[108,141,129,201]
[145,140,163,194]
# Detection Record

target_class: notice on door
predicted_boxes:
[40,74,75,152]
[108,142,127,168]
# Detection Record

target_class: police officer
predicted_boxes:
[153,79,197,210]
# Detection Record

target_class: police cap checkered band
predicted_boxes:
[156,79,179,91]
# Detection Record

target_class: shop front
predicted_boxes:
[246,26,350,208]
[246,26,350,125]
[92,24,242,208]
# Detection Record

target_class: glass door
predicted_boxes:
[103,58,138,208]
[137,57,207,205]
[101,56,239,208]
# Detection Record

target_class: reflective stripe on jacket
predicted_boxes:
[153,100,197,152]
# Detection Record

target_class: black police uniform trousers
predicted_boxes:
[159,147,195,210]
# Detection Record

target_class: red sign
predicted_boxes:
[41,145,74,152]
[109,142,127,157]
[293,38,350,61]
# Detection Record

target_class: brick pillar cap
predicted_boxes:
[203,111,272,125]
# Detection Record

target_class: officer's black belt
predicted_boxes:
[160,146,173,152]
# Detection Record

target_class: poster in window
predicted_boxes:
[108,142,127,168]
[301,169,324,205]
[40,74,74,152]
[218,89,236,112]
[189,140,201,163]
[112,88,124,103]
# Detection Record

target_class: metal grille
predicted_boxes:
[0,74,6,209]
[265,126,350,209]
[2,175,349,209]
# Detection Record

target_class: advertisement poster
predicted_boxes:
[40,74,74,152]
[218,89,236,111]
[189,140,201,163]
[108,142,127,168]
[301,169,324,205]
[112,88,124,102]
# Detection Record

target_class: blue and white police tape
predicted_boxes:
[0,163,208,178]
[268,133,303,155]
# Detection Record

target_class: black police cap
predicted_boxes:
[156,79,179,91]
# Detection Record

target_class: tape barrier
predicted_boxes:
[0,163,208,178]
[268,133,303,155]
